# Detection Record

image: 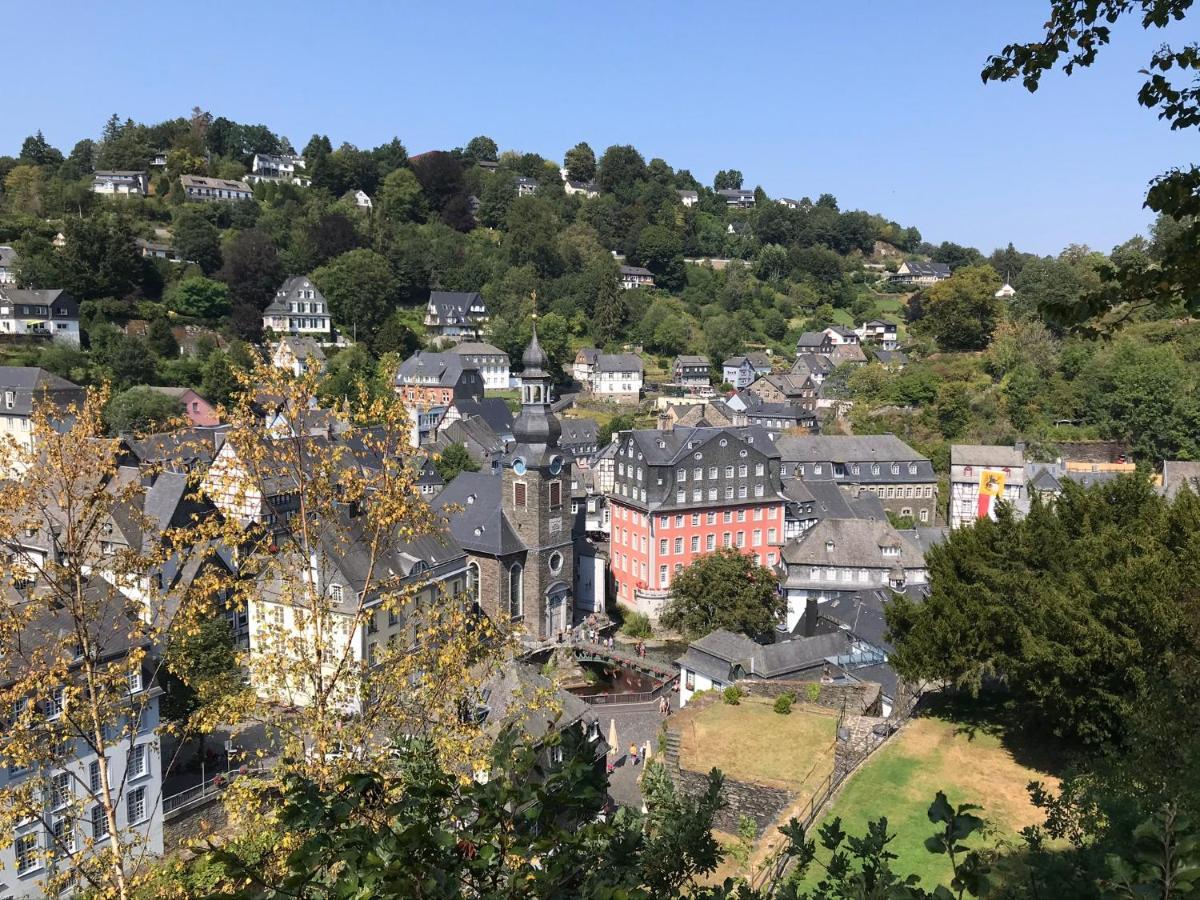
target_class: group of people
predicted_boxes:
[657,695,671,716]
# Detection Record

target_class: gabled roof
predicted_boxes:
[575,348,600,365]
[746,352,772,369]
[0,366,85,414]
[625,425,780,467]
[674,355,709,367]
[950,444,1025,468]
[679,629,849,680]
[0,288,79,318]
[619,265,654,278]
[263,276,329,317]
[775,434,928,465]
[595,353,643,374]
[559,417,598,445]
[451,398,514,439]
[426,290,487,321]
[180,174,252,191]
[723,356,750,368]
[782,517,925,569]
[898,261,951,277]
[795,331,831,349]
[449,342,507,358]
[432,470,527,557]
[276,335,327,362]
[397,351,478,387]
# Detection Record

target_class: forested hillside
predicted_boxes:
[2,109,1196,465]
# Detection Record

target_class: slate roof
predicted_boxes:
[950,444,1025,468]
[575,348,600,365]
[898,261,951,278]
[619,265,654,278]
[397,351,478,387]
[0,288,79,319]
[480,664,594,742]
[746,352,773,370]
[1164,461,1200,499]
[775,434,928,466]
[723,356,750,368]
[677,629,849,682]
[624,425,780,467]
[426,290,487,321]
[123,427,228,471]
[0,367,85,415]
[781,518,925,569]
[874,350,908,366]
[795,331,831,350]
[559,417,598,446]
[595,353,643,374]
[451,398,514,439]
[831,343,867,364]
[450,342,507,358]
[263,276,329,317]
[432,470,526,556]
[674,355,709,368]
[792,354,836,377]
[180,174,252,192]
[277,335,327,362]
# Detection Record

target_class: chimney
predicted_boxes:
[804,596,818,637]
[657,412,672,432]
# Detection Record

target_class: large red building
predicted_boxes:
[607,426,788,619]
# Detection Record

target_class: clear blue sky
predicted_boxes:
[7,1,1193,255]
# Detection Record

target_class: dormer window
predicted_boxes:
[825,540,835,553]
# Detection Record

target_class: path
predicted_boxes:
[601,693,677,809]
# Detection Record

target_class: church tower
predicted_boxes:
[501,322,575,639]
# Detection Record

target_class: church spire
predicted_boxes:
[511,315,560,452]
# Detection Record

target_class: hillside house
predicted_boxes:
[716,188,755,208]
[722,357,756,390]
[856,320,899,350]
[424,291,489,342]
[673,355,711,390]
[592,354,643,404]
[618,265,655,290]
[0,288,80,344]
[261,276,332,337]
[0,246,18,284]
[889,261,951,286]
[677,189,699,207]
[180,175,254,203]
[573,348,600,388]
[92,170,148,196]
[248,153,310,186]
[272,336,328,377]
[448,342,510,391]
[136,386,219,427]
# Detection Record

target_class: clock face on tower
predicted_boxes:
[512,457,527,475]
[549,455,563,475]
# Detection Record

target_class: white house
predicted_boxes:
[272,336,328,377]
[92,170,148,196]
[949,444,1028,529]
[721,356,756,390]
[514,176,538,197]
[676,629,849,707]
[716,188,755,208]
[0,288,81,344]
[261,276,332,338]
[855,319,899,350]
[995,282,1016,299]
[618,265,655,290]
[180,175,254,203]
[592,353,643,404]
[778,518,929,631]
[424,291,489,342]
[573,348,600,388]
[889,261,951,286]
[350,189,372,209]
[249,153,310,186]
[0,246,18,284]
[449,342,510,391]
[677,189,699,207]
[821,326,859,346]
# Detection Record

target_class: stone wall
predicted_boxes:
[674,765,794,834]
[733,679,882,717]
[163,797,228,855]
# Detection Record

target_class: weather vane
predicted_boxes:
[531,290,538,323]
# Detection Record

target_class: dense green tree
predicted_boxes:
[463,135,499,163]
[661,548,784,639]
[217,228,284,336]
[713,169,743,190]
[377,167,426,225]
[19,130,62,166]
[931,241,984,271]
[590,258,627,347]
[889,475,1200,748]
[595,144,646,201]
[411,151,465,213]
[58,214,144,300]
[475,172,515,228]
[104,386,182,433]
[370,137,409,177]
[1077,338,1200,462]
[166,276,231,320]
[172,209,223,274]
[146,318,179,358]
[563,141,596,182]
[634,224,685,291]
[922,265,1004,350]
[434,443,480,483]
[312,248,397,339]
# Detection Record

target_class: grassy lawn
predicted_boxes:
[680,697,838,791]
[798,714,1060,889]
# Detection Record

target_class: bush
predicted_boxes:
[723,685,744,705]
[773,694,793,715]
[619,607,652,638]
[805,682,821,703]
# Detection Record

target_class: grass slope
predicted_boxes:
[800,714,1058,889]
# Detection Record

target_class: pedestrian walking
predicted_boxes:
[629,742,639,766]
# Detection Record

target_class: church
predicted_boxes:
[433,325,577,640]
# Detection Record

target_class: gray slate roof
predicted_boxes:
[782,518,925,569]
[0,366,85,415]
[678,629,848,681]
[397,351,478,387]
[433,470,526,556]
[624,425,780,467]
[775,434,927,465]
[595,353,643,374]
[1164,461,1200,499]
[950,444,1025,468]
